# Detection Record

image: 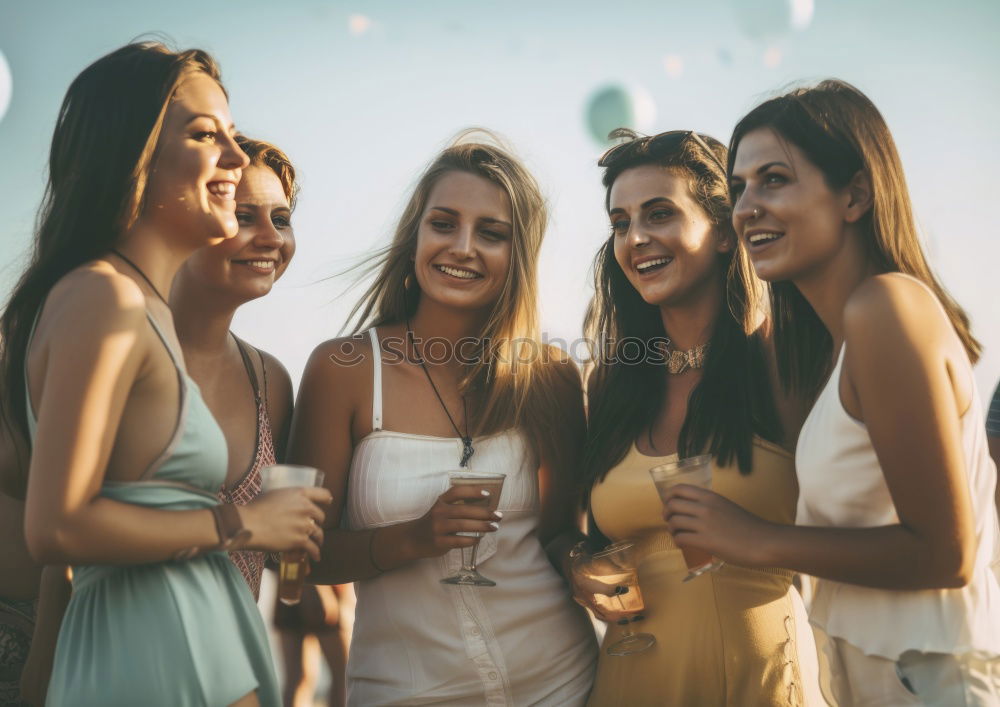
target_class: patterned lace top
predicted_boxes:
[216,336,276,601]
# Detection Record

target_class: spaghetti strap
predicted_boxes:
[140,312,188,481]
[367,327,383,431]
[257,347,269,408]
[233,334,262,406]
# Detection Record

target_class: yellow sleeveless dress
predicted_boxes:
[587,438,826,706]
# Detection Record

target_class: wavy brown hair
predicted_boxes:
[583,129,782,485]
[0,42,224,498]
[347,131,557,443]
[235,134,298,209]
[728,79,981,400]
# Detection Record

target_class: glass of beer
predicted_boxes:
[440,471,505,587]
[260,464,325,605]
[649,454,725,582]
[573,541,656,656]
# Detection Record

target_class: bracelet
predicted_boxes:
[211,503,252,551]
[368,528,386,574]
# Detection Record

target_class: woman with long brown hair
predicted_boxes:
[664,80,1000,704]
[0,43,330,706]
[288,133,597,705]
[575,128,822,704]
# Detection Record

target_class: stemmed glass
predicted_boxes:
[649,454,725,582]
[573,541,656,656]
[440,471,506,587]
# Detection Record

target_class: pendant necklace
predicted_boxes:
[406,320,475,467]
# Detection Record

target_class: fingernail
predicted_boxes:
[614,586,629,595]
[481,490,491,496]
[616,618,630,626]
[489,522,499,530]
[493,511,503,519]
[631,615,646,623]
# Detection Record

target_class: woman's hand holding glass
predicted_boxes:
[407,484,502,559]
[570,567,635,624]
[659,483,775,569]
[240,486,333,562]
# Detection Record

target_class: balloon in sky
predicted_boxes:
[584,84,656,146]
[0,50,11,125]
[731,0,814,42]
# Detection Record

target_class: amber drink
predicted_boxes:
[573,541,656,656]
[649,455,725,582]
[260,465,325,605]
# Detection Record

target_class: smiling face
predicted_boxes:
[412,170,513,314]
[730,127,853,283]
[609,164,729,308]
[180,164,296,302]
[140,71,249,247]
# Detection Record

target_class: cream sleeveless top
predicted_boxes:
[342,329,597,706]
[796,341,1000,660]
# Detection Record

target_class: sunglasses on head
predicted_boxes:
[598,129,726,174]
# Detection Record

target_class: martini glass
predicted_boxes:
[574,541,656,656]
[440,471,506,587]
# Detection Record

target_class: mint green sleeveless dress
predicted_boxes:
[27,312,280,707]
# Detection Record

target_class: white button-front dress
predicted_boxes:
[343,329,597,706]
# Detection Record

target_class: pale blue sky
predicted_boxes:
[2,0,999,398]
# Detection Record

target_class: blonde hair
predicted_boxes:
[348,130,549,436]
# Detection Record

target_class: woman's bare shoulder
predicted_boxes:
[36,262,147,345]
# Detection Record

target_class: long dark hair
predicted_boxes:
[583,129,782,485]
[728,80,980,400]
[0,42,223,498]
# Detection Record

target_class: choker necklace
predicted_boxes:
[664,342,710,375]
[406,321,475,467]
[111,249,169,306]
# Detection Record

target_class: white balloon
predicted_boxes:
[584,84,657,146]
[791,0,815,30]
[0,50,11,125]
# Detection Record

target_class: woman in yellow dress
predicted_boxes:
[576,129,825,705]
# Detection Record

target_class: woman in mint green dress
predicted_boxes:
[0,42,331,706]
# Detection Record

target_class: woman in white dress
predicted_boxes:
[288,133,598,706]
[659,80,1000,704]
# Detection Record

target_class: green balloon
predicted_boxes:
[586,85,635,146]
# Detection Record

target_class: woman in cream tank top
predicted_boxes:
[288,136,596,705]
[664,81,1000,704]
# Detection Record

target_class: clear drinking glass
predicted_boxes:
[260,464,325,605]
[649,454,725,582]
[573,541,656,656]
[440,471,505,587]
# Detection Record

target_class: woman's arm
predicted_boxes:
[535,351,588,579]
[25,270,328,566]
[288,339,497,586]
[18,565,71,706]
[0,421,41,599]
[663,274,979,590]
